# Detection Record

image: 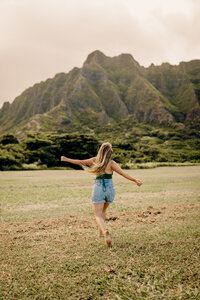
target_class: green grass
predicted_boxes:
[0,167,200,299]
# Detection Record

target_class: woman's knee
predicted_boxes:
[93,203,104,216]
[94,211,103,218]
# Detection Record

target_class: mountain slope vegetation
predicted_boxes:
[0,50,200,136]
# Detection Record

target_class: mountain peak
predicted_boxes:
[112,53,140,69]
[84,50,140,73]
[84,50,108,65]
[0,101,10,117]
[117,53,134,61]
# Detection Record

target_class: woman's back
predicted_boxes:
[102,160,113,174]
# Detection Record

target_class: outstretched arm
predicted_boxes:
[61,156,95,166]
[111,160,142,186]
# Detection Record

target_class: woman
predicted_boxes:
[61,142,142,247]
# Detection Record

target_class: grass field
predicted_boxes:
[0,167,200,299]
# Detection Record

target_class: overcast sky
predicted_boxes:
[0,0,200,107]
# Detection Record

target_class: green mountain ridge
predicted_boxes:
[0,50,200,137]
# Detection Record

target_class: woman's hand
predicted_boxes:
[136,179,143,186]
[61,156,65,161]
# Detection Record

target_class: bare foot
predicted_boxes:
[105,230,112,247]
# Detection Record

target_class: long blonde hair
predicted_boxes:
[85,142,113,175]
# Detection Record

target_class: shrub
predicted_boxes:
[24,138,52,151]
[121,163,130,169]
[0,150,21,170]
[0,134,19,145]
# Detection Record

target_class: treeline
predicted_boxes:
[0,129,200,170]
[0,134,99,170]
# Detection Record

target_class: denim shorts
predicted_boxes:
[92,179,116,204]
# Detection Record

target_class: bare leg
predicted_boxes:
[94,203,107,234]
[103,203,111,247]
[99,203,109,237]
[93,203,112,247]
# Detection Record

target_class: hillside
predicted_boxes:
[0,50,200,136]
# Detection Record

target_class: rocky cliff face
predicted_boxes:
[0,50,200,135]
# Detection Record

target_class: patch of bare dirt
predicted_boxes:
[0,203,199,238]
[109,203,200,224]
[0,216,96,237]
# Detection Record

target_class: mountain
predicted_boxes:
[0,50,200,136]
[142,60,200,126]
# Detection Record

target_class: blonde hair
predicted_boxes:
[85,142,113,175]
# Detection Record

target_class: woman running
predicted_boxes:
[61,142,142,247]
